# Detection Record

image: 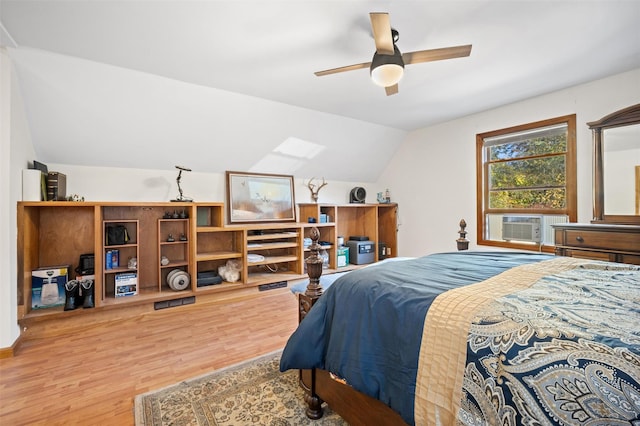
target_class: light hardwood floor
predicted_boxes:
[0,288,300,425]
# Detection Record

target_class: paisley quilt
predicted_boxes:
[417,258,640,425]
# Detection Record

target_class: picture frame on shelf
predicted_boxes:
[226,171,296,224]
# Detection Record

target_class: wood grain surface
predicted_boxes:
[0,289,299,425]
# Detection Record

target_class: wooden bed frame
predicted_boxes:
[296,222,469,425]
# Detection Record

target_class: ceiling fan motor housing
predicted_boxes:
[370,45,405,87]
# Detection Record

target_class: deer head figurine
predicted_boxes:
[306,177,328,203]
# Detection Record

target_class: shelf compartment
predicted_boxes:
[197,231,243,256]
[158,218,189,244]
[103,271,141,299]
[196,204,224,228]
[16,202,97,315]
[245,225,302,279]
[299,204,337,225]
[103,220,139,245]
[303,224,336,268]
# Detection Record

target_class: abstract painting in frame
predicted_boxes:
[226,171,296,224]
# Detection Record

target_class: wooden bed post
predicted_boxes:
[299,227,324,320]
[457,219,469,251]
[298,227,325,419]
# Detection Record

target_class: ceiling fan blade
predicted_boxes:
[385,85,399,96]
[402,44,472,65]
[370,12,394,55]
[314,61,372,77]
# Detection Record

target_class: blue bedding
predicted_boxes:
[289,257,415,295]
[279,251,553,425]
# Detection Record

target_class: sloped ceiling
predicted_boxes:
[1,0,639,181]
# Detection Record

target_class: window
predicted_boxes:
[476,115,577,251]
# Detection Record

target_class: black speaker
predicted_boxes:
[75,253,95,275]
[349,187,366,203]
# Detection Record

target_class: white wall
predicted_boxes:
[1,48,35,349]
[8,48,406,184]
[45,165,228,202]
[378,68,640,257]
[44,163,380,206]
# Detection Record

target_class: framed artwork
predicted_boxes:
[226,171,296,224]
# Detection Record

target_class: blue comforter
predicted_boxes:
[279,251,553,425]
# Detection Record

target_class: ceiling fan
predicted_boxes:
[314,12,472,96]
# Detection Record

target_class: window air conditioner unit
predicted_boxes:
[502,215,541,243]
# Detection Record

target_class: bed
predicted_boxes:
[279,232,640,425]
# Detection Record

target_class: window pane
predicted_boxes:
[489,134,566,161]
[477,114,576,250]
[489,188,566,209]
[489,156,566,189]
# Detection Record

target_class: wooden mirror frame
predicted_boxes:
[588,103,640,225]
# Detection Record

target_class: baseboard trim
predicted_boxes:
[0,334,23,358]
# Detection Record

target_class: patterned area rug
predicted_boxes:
[134,350,347,425]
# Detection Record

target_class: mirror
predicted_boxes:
[603,125,640,215]
[589,103,640,224]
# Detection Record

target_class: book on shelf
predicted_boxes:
[115,272,137,297]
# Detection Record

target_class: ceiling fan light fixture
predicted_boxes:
[370,45,405,87]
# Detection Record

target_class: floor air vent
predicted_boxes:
[154,296,195,310]
[258,281,287,291]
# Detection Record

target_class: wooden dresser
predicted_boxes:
[553,223,640,265]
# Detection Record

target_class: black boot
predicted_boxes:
[81,279,95,309]
[64,280,79,311]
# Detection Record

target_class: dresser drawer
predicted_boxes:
[564,230,640,252]
[563,249,612,262]
[619,254,640,265]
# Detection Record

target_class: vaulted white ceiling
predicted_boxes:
[2,0,639,181]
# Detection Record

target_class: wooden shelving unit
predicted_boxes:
[16,201,398,326]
